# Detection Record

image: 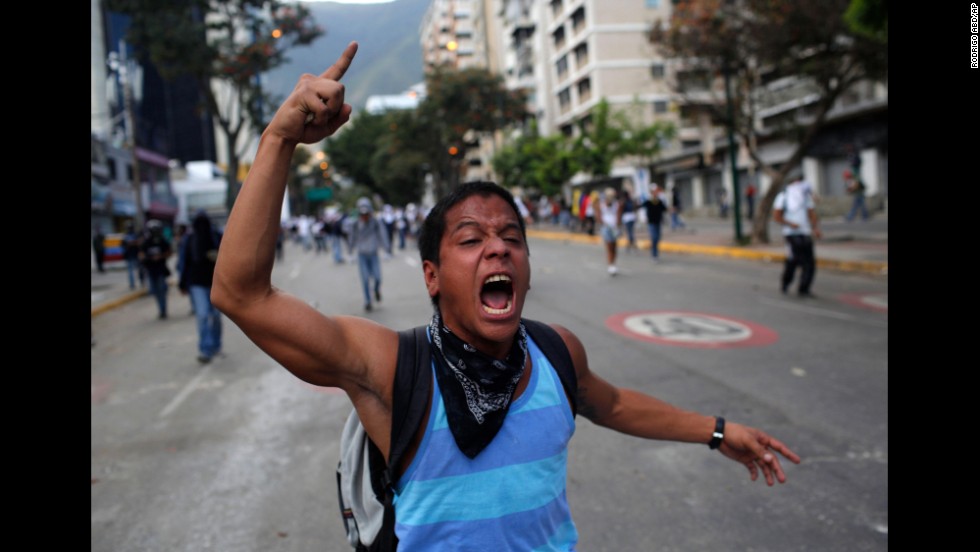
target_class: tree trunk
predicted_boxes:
[750,177,785,244]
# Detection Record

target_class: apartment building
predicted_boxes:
[491,0,681,192]
[422,0,488,71]
[428,0,888,216]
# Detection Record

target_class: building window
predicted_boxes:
[577,78,592,103]
[574,42,589,69]
[571,7,586,34]
[650,63,665,78]
[550,0,563,18]
[558,87,571,113]
[653,100,668,113]
[556,55,568,79]
[552,25,565,49]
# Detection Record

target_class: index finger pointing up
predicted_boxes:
[320,41,358,81]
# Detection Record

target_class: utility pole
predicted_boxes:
[110,40,146,230]
[723,64,744,244]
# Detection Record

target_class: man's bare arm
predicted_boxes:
[211,43,398,431]
[551,324,801,486]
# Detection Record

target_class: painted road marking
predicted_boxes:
[839,292,887,313]
[606,310,778,349]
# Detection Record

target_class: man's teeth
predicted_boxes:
[482,299,512,315]
[484,274,511,284]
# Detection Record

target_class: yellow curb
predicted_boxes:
[91,290,148,318]
[526,229,887,276]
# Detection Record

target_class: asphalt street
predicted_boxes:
[91,216,887,552]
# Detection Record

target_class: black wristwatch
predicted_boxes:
[708,416,725,450]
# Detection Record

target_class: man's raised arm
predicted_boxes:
[211,42,397,400]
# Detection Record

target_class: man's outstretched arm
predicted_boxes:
[552,324,801,486]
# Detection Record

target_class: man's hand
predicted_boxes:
[266,41,359,145]
[717,422,801,486]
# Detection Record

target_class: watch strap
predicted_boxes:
[708,416,725,450]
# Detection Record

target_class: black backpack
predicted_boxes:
[336,319,578,552]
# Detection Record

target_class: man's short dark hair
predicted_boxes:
[418,181,529,267]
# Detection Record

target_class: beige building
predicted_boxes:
[427,0,888,215]
[489,0,686,187]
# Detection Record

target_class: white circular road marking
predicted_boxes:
[606,310,779,349]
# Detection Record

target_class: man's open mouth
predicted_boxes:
[481,274,513,315]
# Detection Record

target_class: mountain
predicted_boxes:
[263,0,431,111]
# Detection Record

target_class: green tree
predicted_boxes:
[650,0,887,243]
[419,66,528,195]
[106,0,323,210]
[368,109,440,206]
[324,67,526,205]
[615,99,678,167]
[572,99,622,178]
[844,0,887,44]
[492,124,580,197]
[323,109,435,206]
[324,110,389,192]
[572,98,676,179]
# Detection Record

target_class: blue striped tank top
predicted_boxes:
[392,333,578,551]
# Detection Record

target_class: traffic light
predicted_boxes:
[448,146,459,156]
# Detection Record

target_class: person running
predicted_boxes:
[347,197,390,312]
[211,42,800,551]
[596,187,623,275]
[773,173,822,298]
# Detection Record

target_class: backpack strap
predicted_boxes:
[523,319,578,418]
[366,326,431,552]
[388,326,431,472]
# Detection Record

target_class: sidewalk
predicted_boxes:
[91,213,887,317]
[528,213,888,276]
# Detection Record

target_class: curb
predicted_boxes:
[526,229,887,276]
[91,289,148,318]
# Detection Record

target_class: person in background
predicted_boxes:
[395,206,408,250]
[670,186,686,231]
[381,203,397,249]
[210,43,800,550]
[773,173,822,298]
[347,197,390,312]
[275,223,285,262]
[583,190,598,236]
[313,216,328,254]
[122,222,144,290]
[596,187,623,276]
[642,184,669,263]
[180,211,223,363]
[620,187,638,254]
[92,226,106,273]
[843,169,869,222]
[139,219,172,319]
[174,222,195,315]
[745,182,757,221]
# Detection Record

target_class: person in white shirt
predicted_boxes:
[597,187,623,275]
[772,174,822,297]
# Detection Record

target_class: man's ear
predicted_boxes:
[423,260,439,300]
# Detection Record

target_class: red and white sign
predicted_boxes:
[606,310,779,349]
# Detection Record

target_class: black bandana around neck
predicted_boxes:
[428,308,528,459]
